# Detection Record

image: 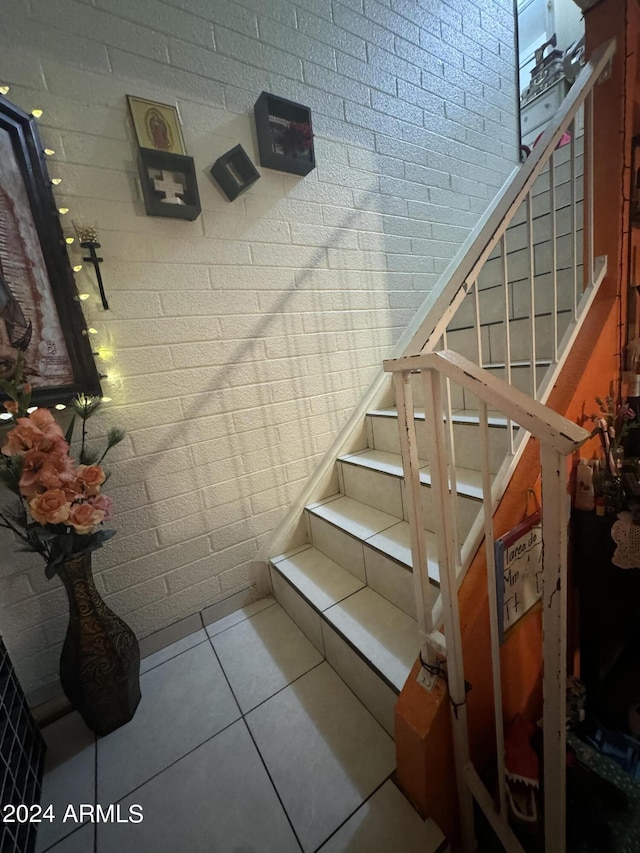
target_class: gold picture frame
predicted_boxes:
[126,95,186,155]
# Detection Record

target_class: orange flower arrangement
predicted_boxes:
[0,355,124,577]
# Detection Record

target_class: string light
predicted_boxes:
[73,264,83,272]
[0,413,12,421]
[31,109,43,118]
[87,328,98,335]
[26,406,37,414]
[44,148,55,156]
[78,293,90,301]
[95,345,114,361]
[0,86,9,95]
[55,404,66,411]
[65,237,75,244]
[58,207,69,215]
[101,396,112,403]
[51,178,62,186]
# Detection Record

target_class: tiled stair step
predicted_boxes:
[366,407,516,474]
[269,545,419,736]
[306,493,440,595]
[336,448,485,542]
[340,449,485,498]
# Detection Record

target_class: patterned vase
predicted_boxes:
[58,553,141,736]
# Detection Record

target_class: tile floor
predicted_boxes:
[35,597,446,853]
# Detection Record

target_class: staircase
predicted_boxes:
[261,37,615,853]
[267,124,587,740]
[269,406,501,737]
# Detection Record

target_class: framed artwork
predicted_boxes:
[0,94,101,407]
[254,92,315,177]
[126,95,186,155]
[137,148,201,221]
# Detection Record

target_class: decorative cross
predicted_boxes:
[152,170,185,205]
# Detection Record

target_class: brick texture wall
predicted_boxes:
[0,0,517,697]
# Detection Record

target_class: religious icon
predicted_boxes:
[146,110,173,151]
[0,92,101,406]
[149,169,186,205]
[126,96,186,155]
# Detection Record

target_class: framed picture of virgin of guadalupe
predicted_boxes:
[126,95,186,155]
[0,94,101,407]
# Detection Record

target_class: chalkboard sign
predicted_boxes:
[495,509,543,643]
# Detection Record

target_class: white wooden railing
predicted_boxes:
[383,38,615,853]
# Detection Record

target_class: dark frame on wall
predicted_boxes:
[254,92,315,177]
[137,148,202,221]
[0,94,101,407]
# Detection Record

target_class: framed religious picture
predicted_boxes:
[137,148,201,221]
[126,95,186,155]
[0,94,101,408]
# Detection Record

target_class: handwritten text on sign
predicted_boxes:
[495,520,543,642]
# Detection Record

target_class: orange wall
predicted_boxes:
[395,1,636,844]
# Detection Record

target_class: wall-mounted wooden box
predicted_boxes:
[137,148,201,220]
[254,92,315,177]
[210,144,260,201]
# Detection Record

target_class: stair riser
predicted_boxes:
[447,310,572,364]
[367,414,509,475]
[337,459,481,542]
[306,512,417,617]
[450,265,580,329]
[269,563,397,737]
[413,362,547,410]
[486,311,573,364]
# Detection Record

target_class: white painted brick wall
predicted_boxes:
[0,0,517,698]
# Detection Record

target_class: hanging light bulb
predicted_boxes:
[78,293,90,301]
[51,178,62,186]
[31,109,43,118]
[55,404,66,411]
[44,148,55,156]
[65,236,75,244]
[0,86,10,95]
[26,406,37,413]
[101,396,112,402]
[73,264,83,272]
[87,327,98,335]
[0,412,12,421]
[58,207,69,215]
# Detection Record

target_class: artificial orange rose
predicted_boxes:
[29,489,70,526]
[68,501,105,534]
[3,401,18,414]
[75,464,106,495]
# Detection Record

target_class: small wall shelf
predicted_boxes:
[254,92,315,177]
[210,144,260,201]
[137,149,201,220]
